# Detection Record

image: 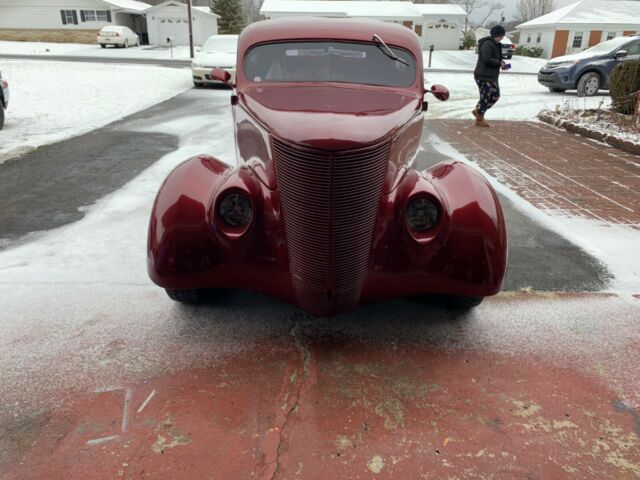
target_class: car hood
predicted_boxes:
[239,84,421,150]
[547,51,608,65]
[194,51,236,67]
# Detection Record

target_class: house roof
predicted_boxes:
[99,0,151,13]
[144,0,220,17]
[518,0,640,29]
[260,0,465,20]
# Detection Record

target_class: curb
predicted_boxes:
[0,53,191,68]
[538,111,640,156]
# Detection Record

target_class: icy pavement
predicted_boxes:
[0,60,192,162]
[424,72,609,121]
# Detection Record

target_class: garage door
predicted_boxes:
[157,16,189,45]
[424,23,459,50]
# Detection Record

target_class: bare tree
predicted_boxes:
[516,0,555,22]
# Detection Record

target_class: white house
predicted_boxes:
[0,0,151,44]
[517,0,640,59]
[144,0,219,46]
[259,0,467,50]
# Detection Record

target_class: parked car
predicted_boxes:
[501,37,516,59]
[538,34,640,96]
[97,26,139,48]
[148,18,508,315]
[191,35,239,88]
[0,69,8,130]
[475,36,516,59]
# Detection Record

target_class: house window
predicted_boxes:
[527,34,531,43]
[607,32,617,40]
[80,10,111,22]
[403,21,413,29]
[60,10,78,25]
[536,33,542,43]
[572,32,583,48]
[415,25,423,36]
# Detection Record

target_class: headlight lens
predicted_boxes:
[406,198,439,232]
[218,192,252,227]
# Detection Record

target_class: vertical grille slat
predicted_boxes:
[273,138,390,315]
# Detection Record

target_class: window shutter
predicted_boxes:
[106,11,112,22]
[72,10,78,25]
[60,10,67,25]
[80,10,86,22]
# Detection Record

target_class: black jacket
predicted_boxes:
[474,37,502,81]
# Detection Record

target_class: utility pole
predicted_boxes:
[187,0,194,59]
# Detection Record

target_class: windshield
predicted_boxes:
[203,36,238,53]
[243,41,417,87]
[583,36,632,55]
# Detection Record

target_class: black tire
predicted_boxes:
[124,40,129,48]
[0,107,4,130]
[193,81,204,88]
[165,288,218,304]
[549,87,566,93]
[577,72,601,97]
[100,44,106,48]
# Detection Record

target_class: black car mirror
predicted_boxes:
[615,50,628,59]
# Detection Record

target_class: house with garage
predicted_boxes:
[517,0,640,59]
[144,0,219,46]
[259,0,467,50]
[0,0,151,43]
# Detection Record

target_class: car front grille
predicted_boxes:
[273,138,390,315]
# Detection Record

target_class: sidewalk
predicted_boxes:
[426,120,640,228]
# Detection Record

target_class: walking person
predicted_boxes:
[473,25,507,127]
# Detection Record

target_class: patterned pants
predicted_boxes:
[475,79,500,115]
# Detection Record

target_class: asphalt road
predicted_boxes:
[0,87,609,291]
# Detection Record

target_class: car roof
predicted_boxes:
[238,17,422,61]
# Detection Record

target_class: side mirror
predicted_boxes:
[426,84,450,102]
[615,50,628,59]
[211,67,233,86]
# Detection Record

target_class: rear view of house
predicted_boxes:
[517,0,640,59]
[0,0,150,44]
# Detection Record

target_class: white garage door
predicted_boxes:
[157,16,189,45]
[424,23,459,50]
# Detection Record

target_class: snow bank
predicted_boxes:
[0,60,192,161]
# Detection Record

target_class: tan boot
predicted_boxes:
[475,116,491,127]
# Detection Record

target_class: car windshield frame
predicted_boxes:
[242,40,418,88]
[203,37,238,53]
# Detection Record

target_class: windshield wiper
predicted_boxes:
[372,34,410,66]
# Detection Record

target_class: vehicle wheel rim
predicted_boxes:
[586,77,598,95]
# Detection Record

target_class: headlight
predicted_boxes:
[406,197,439,232]
[548,61,578,69]
[218,192,252,227]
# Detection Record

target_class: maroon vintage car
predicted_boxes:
[147,17,508,316]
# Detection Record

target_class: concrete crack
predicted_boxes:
[269,323,311,480]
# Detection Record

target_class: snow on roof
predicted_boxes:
[143,1,220,16]
[412,3,467,16]
[99,0,151,12]
[518,0,640,28]
[193,6,219,16]
[260,0,465,19]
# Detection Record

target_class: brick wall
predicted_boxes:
[0,29,99,44]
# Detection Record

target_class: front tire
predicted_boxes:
[124,40,129,48]
[100,44,106,49]
[577,72,601,96]
[193,81,204,88]
[165,288,221,304]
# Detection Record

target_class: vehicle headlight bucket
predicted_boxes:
[218,191,253,228]
[405,196,439,232]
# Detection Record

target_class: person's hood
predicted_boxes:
[239,84,420,150]
[193,51,236,68]
[478,36,496,48]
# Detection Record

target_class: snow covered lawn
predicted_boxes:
[0,40,196,60]
[423,49,546,74]
[0,60,192,161]
[424,72,610,121]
